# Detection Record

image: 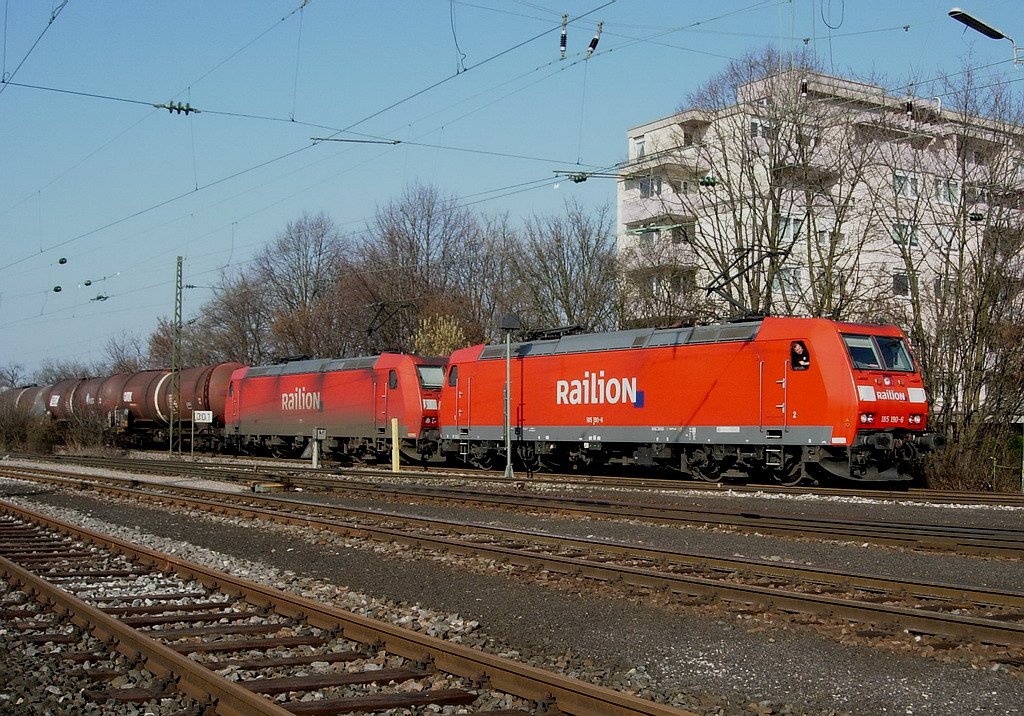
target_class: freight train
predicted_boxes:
[0,316,941,484]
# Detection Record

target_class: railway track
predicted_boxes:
[0,498,690,716]
[23,455,1024,558]
[4,465,1024,657]
[37,452,1024,507]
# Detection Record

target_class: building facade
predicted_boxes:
[617,70,1024,325]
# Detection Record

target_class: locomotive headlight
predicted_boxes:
[860,412,875,424]
[909,414,923,424]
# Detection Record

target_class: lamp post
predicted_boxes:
[498,314,521,479]
[949,8,1023,64]
[951,9,1023,491]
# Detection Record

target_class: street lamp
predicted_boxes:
[498,314,521,478]
[949,8,1023,64]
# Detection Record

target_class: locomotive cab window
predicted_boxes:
[447,365,458,387]
[841,335,881,369]
[790,340,810,370]
[875,336,914,371]
[388,370,398,390]
[842,334,914,371]
[416,365,444,389]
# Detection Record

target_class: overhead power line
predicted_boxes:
[0,0,68,100]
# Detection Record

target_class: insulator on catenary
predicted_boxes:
[587,21,602,57]
[560,14,567,59]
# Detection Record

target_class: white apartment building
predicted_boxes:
[616,69,1024,333]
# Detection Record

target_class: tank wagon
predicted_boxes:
[225,353,446,462]
[5,362,243,448]
[0,385,50,420]
[439,316,940,483]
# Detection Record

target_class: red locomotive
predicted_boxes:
[438,317,939,483]
[224,353,446,462]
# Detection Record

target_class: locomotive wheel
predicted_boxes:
[688,448,723,483]
[516,449,542,473]
[773,453,804,486]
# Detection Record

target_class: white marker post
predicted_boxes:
[192,410,214,461]
[391,418,400,473]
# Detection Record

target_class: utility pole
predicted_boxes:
[499,314,521,478]
[169,256,183,456]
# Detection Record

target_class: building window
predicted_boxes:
[666,221,696,245]
[634,137,645,159]
[933,178,959,204]
[750,119,777,140]
[894,173,919,198]
[892,271,910,297]
[815,229,844,251]
[773,265,802,293]
[965,183,989,205]
[639,176,662,198]
[650,267,697,300]
[891,222,918,247]
[777,215,804,243]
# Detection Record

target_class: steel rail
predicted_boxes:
[37,453,1024,507]
[16,457,1024,556]
[9,466,1023,607]
[0,498,693,716]
[0,554,294,716]
[4,469,1024,649]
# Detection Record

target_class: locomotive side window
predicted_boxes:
[388,370,398,390]
[841,334,882,369]
[790,340,810,370]
[447,365,458,387]
[875,336,914,371]
[416,365,444,389]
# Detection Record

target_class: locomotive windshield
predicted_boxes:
[416,365,445,389]
[841,334,914,372]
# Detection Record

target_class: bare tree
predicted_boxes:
[355,183,482,352]
[146,316,218,369]
[255,211,349,358]
[0,363,26,388]
[34,359,101,384]
[105,332,146,374]
[198,271,272,365]
[508,199,619,332]
[866,65,1024,488]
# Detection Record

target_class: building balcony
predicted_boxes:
[619,145,712,181]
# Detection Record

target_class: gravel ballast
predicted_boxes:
[1,473,1023,715]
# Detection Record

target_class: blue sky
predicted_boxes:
[0,0,1020,377]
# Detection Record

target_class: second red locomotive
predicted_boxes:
[224,353,446,462]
